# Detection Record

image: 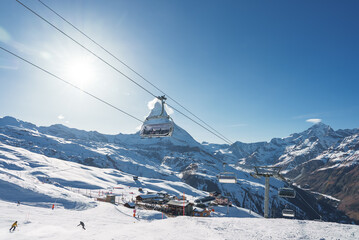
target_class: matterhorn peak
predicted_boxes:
[146,99,169,119]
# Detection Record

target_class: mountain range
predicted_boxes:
[0,113,358,224]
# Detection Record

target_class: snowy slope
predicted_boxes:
[0,116,358,223]
[289,133,359,220]
[0,142,357,239]
[0,142,209,207]
[1,199,358,240]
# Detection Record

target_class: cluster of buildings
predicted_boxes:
[133,190,232,217]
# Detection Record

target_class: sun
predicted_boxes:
[64,56,96,87]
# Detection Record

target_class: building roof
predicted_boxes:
[125,202,135,207]
[193,207,205,212]
[210,191,221,196]
[167,200,191,207]
[194,196,215,203]
[137,194,160,199]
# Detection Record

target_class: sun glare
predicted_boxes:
[64,56,96,87]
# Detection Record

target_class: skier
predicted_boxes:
[9,221,17,232]
[77,221,86,230]
[52,204,54,210]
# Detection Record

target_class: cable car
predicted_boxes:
[282,208,295,218]
[218,172,237,183]
[141,122,173,137]
[278,187,296,198]
[140,96,174,138]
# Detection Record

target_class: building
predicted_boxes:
[97,195,116,204]
[209,191,221,197]
[135,194,166,204]
[192,207,212,217]
[209,191,231,206]
[194,196,216,205]
[124,202,135,209]
[215,196,232,206]
[166,200,193,216]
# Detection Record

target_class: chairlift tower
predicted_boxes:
[251,166,283,218]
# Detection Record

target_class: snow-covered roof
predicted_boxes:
[167,200,191,207]
[193,207,205,212]
[137,194,160,199]
[125,202,135,207]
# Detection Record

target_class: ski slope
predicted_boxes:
[1,142,359,239]
[1,200,358,240]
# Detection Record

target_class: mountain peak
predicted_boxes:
[0,116,37,129]
[146,99,169,119]
[304,122,334,137]
[309,122,328,127]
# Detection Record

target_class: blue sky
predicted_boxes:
[0,0,358,144]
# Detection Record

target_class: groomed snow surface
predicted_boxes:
[1,200,358,240]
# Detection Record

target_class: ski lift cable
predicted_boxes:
[15,0,157,99]
[280,175,322,219]
[37,0,233,145]
[0,46,143,123]
[167,103,233,144]
[15,0,233,145]
[1,43,231,145]
[295,187,322,219]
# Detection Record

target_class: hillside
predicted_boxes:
[0,142,358,239]
[0,115,358,223]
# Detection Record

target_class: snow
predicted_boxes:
[310,191,341,202]
[1,120,359,239]
[1,200,358,240]
[1,115,358,224]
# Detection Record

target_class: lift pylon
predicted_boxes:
[251,166,282,218]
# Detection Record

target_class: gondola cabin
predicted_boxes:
[140,96,174,138]
[278,187,296,198]
[140,122,174,138]
[218,172,237,184]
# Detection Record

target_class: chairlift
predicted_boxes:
[278,187,296,198]
[140,96,174,138]
[218,172,237,183]
[217,163,236,183]
[282,208,295,218]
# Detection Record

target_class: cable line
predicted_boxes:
[15,0,157,99]
[295,186,322,220]
[1,45,232,144]
[0,46,143,123]
[280,176,322,219]
[37,0,233,145]
[167,103,234,145]
[16,0,232,144]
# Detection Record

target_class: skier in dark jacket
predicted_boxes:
[9,221,17,232]
[77,221,86,230]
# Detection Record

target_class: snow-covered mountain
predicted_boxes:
[230,123,357,169]
[0,115,357,224]
[206,122,359,221]
[289,133,359,220]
